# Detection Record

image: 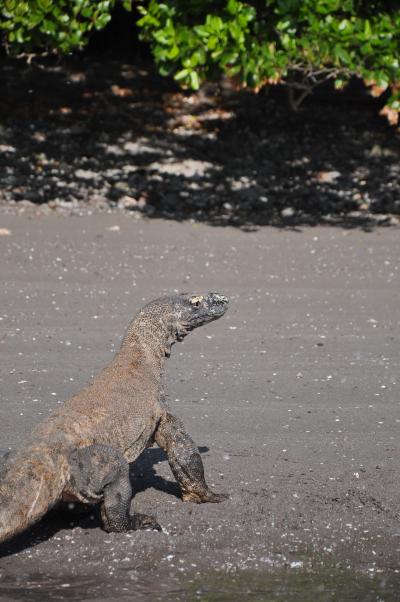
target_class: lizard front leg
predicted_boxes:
[68,445,161,532]
[154,412,228,503]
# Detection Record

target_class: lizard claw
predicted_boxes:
[130,513,162,531]
[204,491,229,503]
[182,490,229,504]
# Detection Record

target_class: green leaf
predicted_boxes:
[334,78,346,89]
[190,70,200,89]
[174,68,190,80]
[334,44,351,64]
[41,19,56,34]
[388,96,400,111]
[37,0,53,12]
[167,44,179,59]
[94,12,112,30]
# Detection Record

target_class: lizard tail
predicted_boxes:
[0,450,69,544]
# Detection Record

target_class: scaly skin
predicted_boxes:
[0,293,229,544]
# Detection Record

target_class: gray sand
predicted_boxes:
[0,212,399,600]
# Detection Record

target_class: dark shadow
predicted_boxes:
[0,504,100,559]
[130,445,209,498]
[0,55,399,229]
[0,445,209,557]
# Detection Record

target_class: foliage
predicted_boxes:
[1,1,400,109]
[0,0,132,54]
[136,0,400,109]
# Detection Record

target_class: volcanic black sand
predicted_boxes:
[0,212,399,600]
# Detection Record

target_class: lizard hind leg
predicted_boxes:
[68,444,161,533]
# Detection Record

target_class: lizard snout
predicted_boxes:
[208,293,228,304]
[205,293,229,316]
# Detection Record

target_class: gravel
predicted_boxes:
[0,56,399,227]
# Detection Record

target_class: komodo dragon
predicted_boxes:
[0,292,229,544]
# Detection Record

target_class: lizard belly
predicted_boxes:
[119,397,165,463]
[123,417,158,463]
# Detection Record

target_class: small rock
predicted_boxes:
[110,85,133,98]
[32,131,46,142]
[148,159,214,177]
[104,168,122,179]
[0,144,16,153]
[123,142,143,155]
[124,138,154,155]
[114,181,130,192]
[117,195,139,209]
[121,165,138,175]
[281,207,295,218]
[368,144,394,158]
[75,169,98,180]
[0,228,11,236]
[372,214,391,224]
[369,144,383,158]
[103,144,125,157]
[55,198,79,208]
[315,170,341,183]
[87,194,109,209]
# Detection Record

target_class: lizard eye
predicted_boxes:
[190,295,204,308]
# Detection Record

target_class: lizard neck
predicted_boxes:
[115,314,174,378]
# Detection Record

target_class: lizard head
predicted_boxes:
[159,292,228,354]
[172,293,229,338]
[126,293,229,358]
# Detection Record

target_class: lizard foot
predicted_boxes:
[182,490,229,504]
[130,513,162,531]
